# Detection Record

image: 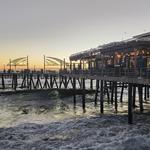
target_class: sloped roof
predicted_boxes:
[70,32,150,61]
[133,32,150,39]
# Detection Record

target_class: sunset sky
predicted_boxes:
[0,0,150,70]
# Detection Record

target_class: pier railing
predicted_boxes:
[60,67,150,79]
[0,67,149,91]
[0,72,59,90]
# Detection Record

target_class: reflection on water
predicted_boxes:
[0,89,150,128]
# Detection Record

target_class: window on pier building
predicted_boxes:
[114,52,123,67]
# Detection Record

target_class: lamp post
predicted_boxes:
[27,56,29,70]
[3,64,6,73]
[9,59,12,72]
[44,55,46,73]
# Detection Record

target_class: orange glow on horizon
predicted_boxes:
[0,55,70,71]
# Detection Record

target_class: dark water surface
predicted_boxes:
[0,90,150,149]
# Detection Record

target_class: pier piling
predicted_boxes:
[128,83,133,124]
[100,80,104,114]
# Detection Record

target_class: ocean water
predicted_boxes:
[0,88,150,149]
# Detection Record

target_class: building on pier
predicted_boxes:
[69,32,150,78]
[66,32,150,123]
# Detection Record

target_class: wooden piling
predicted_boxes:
[114,81,117,113]
[73,77,76,108]
[95,80,99,107]
[128,83,133,124]
[120,83,124,103]
[144,85,147,101]
[100,80,104,114]
[12,74,17,91]
[50,75,53,88]
[2,74,5,89]
[111,82,114,105]
[132,84,136,108]
[104,81,110,104]
[53,76,58,89]
[90,79,93,89]
[82,78,86,113]
[138,84,144,113]
[147,86,149,99]
[64,76,67,89]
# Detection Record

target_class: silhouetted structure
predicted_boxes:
[0,32,150,124]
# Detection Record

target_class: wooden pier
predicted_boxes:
[0,71,149,124]
[0,32,150,124]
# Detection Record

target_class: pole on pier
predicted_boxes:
[60,60,62,70]
[70,60,72,71]
[100,80,104,114]
[27,56,29,70]
[63,58,66,70]
[44,55,46,73]
[3,64,5,72]
[128,83,133,124]
[9,59,12,72]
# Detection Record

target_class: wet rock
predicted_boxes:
[22,109,29,114]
